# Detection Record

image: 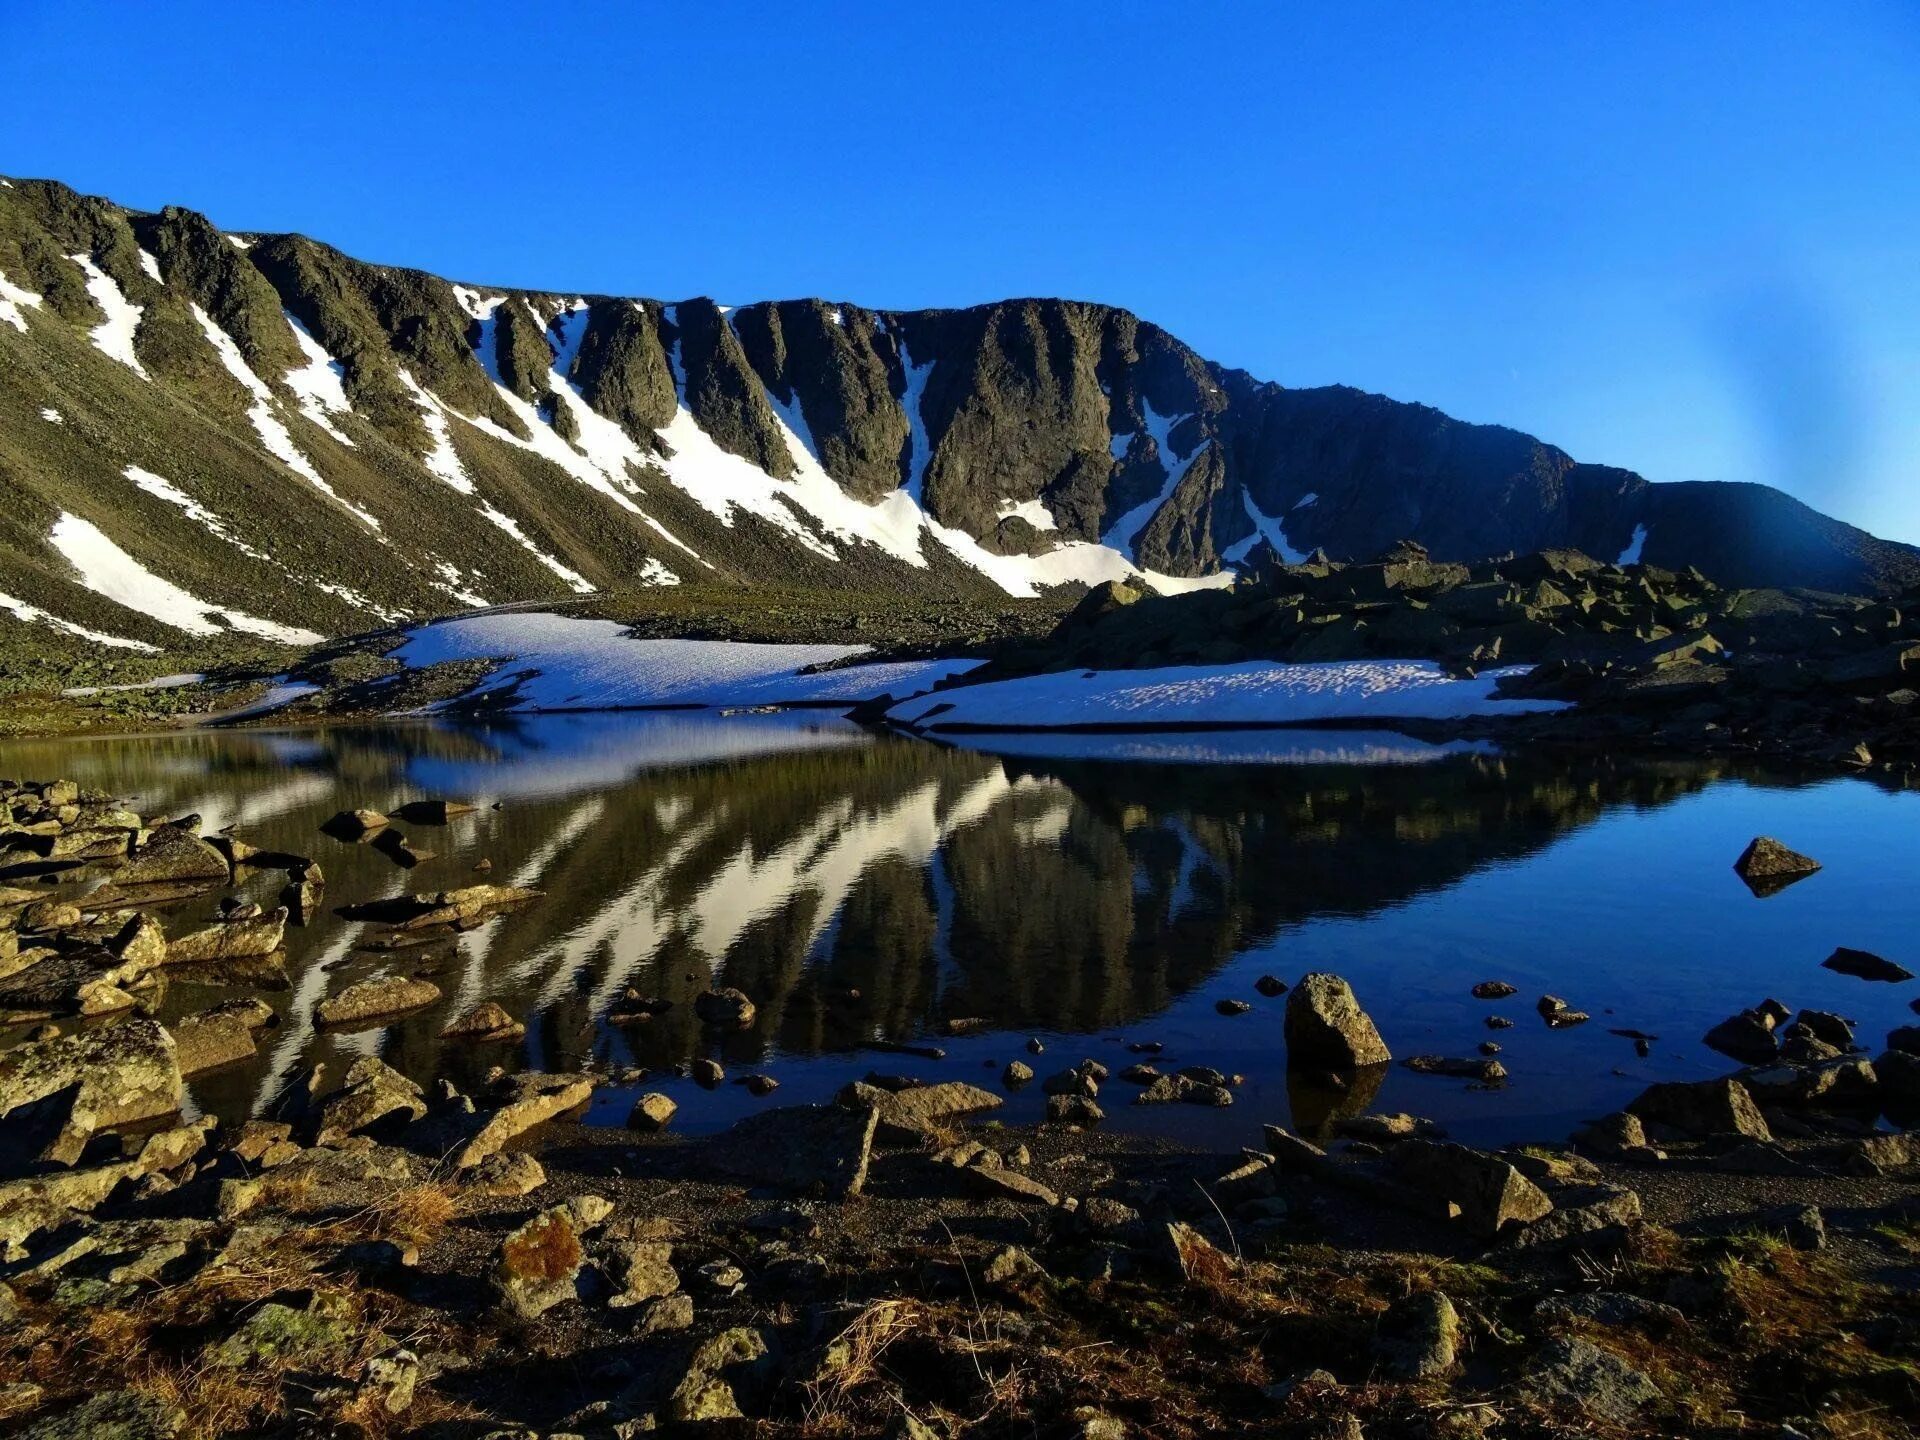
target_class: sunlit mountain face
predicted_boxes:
[6,714,1916,1149]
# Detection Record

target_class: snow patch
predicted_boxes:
[0,267,44,331]
[63,672,205,698]
[1101,402,1202,559]
[392,611,980,713]
[1618,524,1649,565]
[0,589,157,652]
[226,235,253,250]
[214,680,321,722]
[997,498,1058,531]
[66,253,147,375]
[191,305,381,529]
[1221,490,1307,566]
[637,559,680,585]
[39,407,62,424]
[47,512,320,644]
[126,464,271,562]
[887,658,1570,730]
[137,249,163,283]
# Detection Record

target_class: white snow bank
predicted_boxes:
[282,312,356,444]
[66,253,146,375]
[0,589,157,652]
[1618,524,1648,565]
[1221,490,1307,566]
[392,611,980,712]
[886,659,1569,730]
[996,498,1059,531]
[47,512,321,645]
[0,267,44,331]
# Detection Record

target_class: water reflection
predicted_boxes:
[3,716,1915,1147]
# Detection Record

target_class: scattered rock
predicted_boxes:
[701,1104,879,1197]
[1047,1094,1106,1126]
[439,1001,525,1042]
[1002,1060,1034,1088]
[1373,1290,1459,1379]
[1703,1007,1780,1065]
[18,1390,186,1438]
[628,1093,677,1132]
[1823,947,1914,983]
[1403,1054,1507,1084]
[323,809,390,840]
[1471,980,1518,999]
[693,987,756,1028]
[451,1072,595,1168]
[1255,974,1288,997]
[463,1151,547,1197]
[1629,1077,1772,1140]
[491,1206,585,1319]
[316,975,442,1028]
[163,909,286,966]
[837,1079,1002,1141]
[117,826,230,886]
[0,1018,182,1165]
[1382,1140,1555,1238]
[316,1057,427,1145]
[1215,998,1252,1016]
[1518,1337,1662,1424]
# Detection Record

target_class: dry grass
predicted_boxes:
[802,1297,933,1422]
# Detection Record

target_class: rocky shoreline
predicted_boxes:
[2,777,1919,1436]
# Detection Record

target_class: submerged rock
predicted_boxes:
[693,987,756,1028]
[1823,947,1914,983]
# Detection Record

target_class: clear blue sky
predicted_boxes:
[6,2,1917,540]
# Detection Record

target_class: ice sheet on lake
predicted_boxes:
[887,659,1570,730]
[393,610,980,711]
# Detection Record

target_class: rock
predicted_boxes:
[0,1018,181,1165]
[1733,836,1821,895]
[667,1326,774,1421]
[452,1072,594,1167]
[22,900,82,933]
[439,1000,525,1042]
[1506,1184,1642,1251]
[1877,1048,1920,1118]
[322,808,390,839]
[744,1073,779,1096]
[1536,1291,1683,1333]
[164,909,286,966]
[1537,995,1590,1026]
[693,987,756,1028]
[371,828,432,868]
[389,799,477,824]
[210,1296,354,1368]
[1043,1065,1099,1097]
[1823,947,1915,982]
[1154,1221,1230,1279]
[1572,1111,1665,1162]
[837,1079,1002,1140]
[117,827,230,886]
[982,1244,1047,1287]
[638,1291,695,1334]
[316,1057,427,1144]
[607,1239,679,1308]
[18,1391,186,1438]
[1769,1203,1827,1250]
[1002,1060,1034,1087]
[1215,998,1252,1016]
[701,1104,878,1197]
[1047,1094,1105,1126]
[339,884,541,930]
[1255,974,1287,997]
[1629,1077,1772,1140]
[1284,973,1391,1068]
[316,975,442,1028]
[1795,1009,1856,1047]
[1403,1054,1507,1083]
[1703,1008,1780,1065]
[492,1206,586,1319]
[1742,1057,1877,1109]
[169,1009,257,1077]
[1471,980,1518,999]
[1382,1140,1555,1238]
[1518,1337,1662,1424]
[1332,1112,1444,1142]
[462,1151,547,1197]
[360,1350,420,1414]
[692,1058,725,1087]
[965,1165,1059,1206]
[628,1093,677,1131]
[1373,1290,1459,1379]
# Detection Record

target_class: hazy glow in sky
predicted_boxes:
[5,2,1915,541]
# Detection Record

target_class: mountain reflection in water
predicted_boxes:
[3,712,1916,1150]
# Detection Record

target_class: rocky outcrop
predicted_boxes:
[1284,974,1391,1069]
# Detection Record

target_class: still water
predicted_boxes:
[3,714,1916,1152]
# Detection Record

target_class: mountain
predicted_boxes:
[3,175,1915,659]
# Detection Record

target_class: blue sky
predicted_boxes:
[6,2,1917,540]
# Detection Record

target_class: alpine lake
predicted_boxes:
[4,712,1916,1153]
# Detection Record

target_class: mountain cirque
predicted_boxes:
[4,173,1918,667]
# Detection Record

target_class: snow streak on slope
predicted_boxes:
[0,588,156,651]
[190,305,381,529]
[0,267,42,330]
[126,465,271,561]
[887,659,1570,729]
[393,611,979,711]
[47,512,321,644]
[396,371,584,598]
[1618,524,1649,565]
[1221,491,1308,565]
[66,253,146,375]
[281,313,356,444]
[1103,402,1203,559]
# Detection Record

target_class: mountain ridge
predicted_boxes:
[3,173,1916,662]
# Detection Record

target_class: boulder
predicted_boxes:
[389,799,477,824]
[1517,1337,1662,1425]
[438,1000,525,1042]
[1382,1140,1554,1238]
[451,1072,594,1168]
[18,1390,186,1439]
[322,808,389,839]
[169,1010,257,1077]
[164,908,286,966]
[607,1239,679,1308]
[1703,1008,1780,1065]
[0,1019,181,1165]
[1403,1054,1507,1083]
[117,827,230,886]
[1732,836,1821,895]
[315,975,441,1028]
[667,1326,775,1422]
[628,1093,677,1131]
[1373,1290,1459,1379]
[837,1080,1003,1141]
[1284,973,1391,1068]
[491,1206,585,1319]
[700,1104,878,1197]
[1629,1077,1771,1140]
[316,1058,427,1144]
